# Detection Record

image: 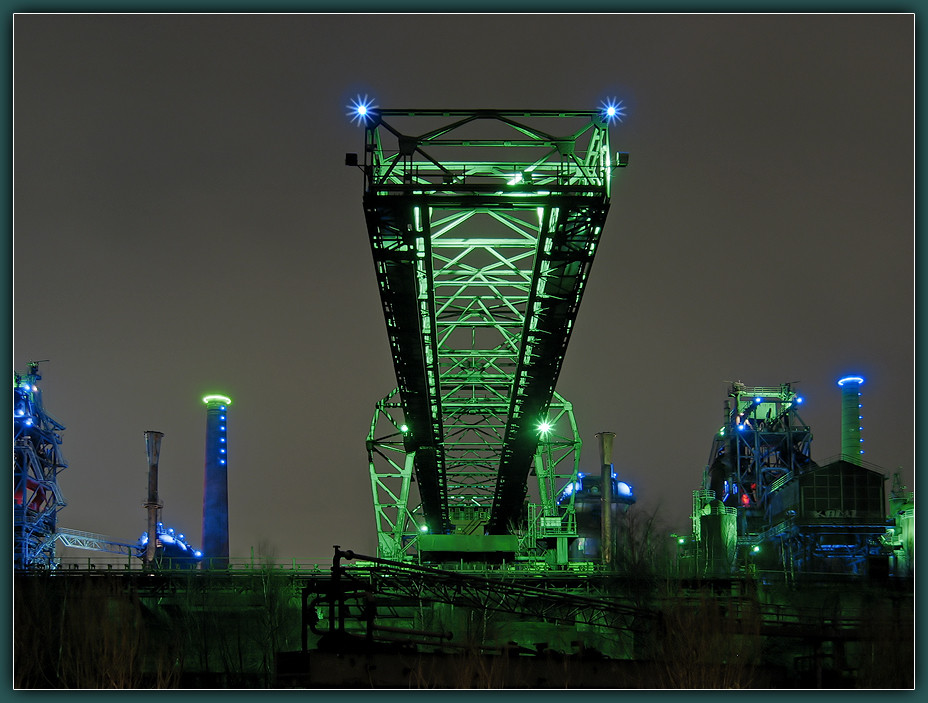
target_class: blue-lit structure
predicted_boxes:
[689,378,901,578]
[139,522,202,569]
[560,470,636,562]
[704,382,812,539]
[14,362,67,570]
[201,394,231,568]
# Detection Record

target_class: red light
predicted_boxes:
[741,493,750,506]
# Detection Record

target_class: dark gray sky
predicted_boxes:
[14,14,913,563]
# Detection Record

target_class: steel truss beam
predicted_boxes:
[360,109,623,551]
[55,528,137,557]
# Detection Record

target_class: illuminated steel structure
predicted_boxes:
[704,382,813,543]
[202,394,231,567]
[694,379,899,578]
[353,105,627,561]
[13,362,67,569]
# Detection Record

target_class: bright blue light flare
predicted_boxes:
[348,95,377,125]
[616,481,633,497]
[838,376,865,387]
[600,98,626,123]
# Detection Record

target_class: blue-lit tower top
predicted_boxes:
[201,394,231,568]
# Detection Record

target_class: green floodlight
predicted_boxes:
[203,394,232,406]
[538,421,552,434]
[751,545,761,553]
[400,424,409,433]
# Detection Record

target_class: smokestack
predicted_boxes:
[143,430,164,568]
[596,432,616,568]
[837,376,865,464]
[202,394,231,568]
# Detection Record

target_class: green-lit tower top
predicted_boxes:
[203,394,232,406]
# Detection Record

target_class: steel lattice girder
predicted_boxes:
[361,109,619,538]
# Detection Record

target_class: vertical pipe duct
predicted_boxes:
[143,430,164,568]
[837,376,865,464]
[202,394,232,568]
[596,431,616,568]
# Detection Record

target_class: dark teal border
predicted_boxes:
[5,7,920,698]
[0,3,923,9]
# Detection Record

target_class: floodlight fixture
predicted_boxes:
[347,94,377,125]
[600,97,626,123]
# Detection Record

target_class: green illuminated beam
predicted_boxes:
[360,109,622,552]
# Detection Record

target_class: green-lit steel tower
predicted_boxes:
[350,102,627,562]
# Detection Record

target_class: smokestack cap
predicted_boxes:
[203,394,232,405]
[837,376,865,387]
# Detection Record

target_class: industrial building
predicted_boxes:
[685,377,913,581]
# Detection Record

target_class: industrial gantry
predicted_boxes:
[349,101,628,563]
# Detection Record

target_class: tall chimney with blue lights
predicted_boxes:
[837,376,865,464]
[202,394,231,567]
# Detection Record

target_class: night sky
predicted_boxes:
[14,14,913,563]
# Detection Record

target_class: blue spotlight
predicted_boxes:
[348,94,377,125]
[600,98,626,123]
